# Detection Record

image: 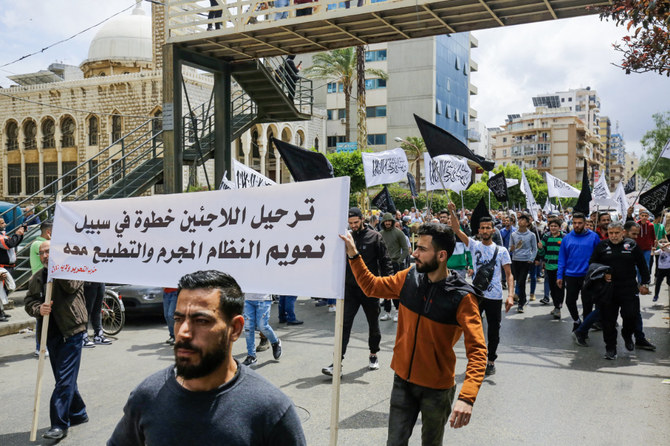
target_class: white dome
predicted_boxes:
[85,6,152,64]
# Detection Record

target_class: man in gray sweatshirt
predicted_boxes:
[509,214,538,313]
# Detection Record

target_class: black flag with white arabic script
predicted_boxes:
[638,178,670,216]
[407,172,418,198]
[271,137,334,182]
[470,197,490,233]
[487,171,508,202]
[574,159,591,215]
[414,114,495,171]
[624,175,636,194]
[371,185,397,214]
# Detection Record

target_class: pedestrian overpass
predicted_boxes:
[165,0,611,61]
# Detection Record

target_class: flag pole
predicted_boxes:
[460,191,465,212]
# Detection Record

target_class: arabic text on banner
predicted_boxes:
[48,177,350,299]
[361,148,409,188]
[423,153,471,192]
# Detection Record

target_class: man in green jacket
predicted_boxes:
[25,241,89,441]
[379,213,410,321]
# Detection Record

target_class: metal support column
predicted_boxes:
[162,43,183,194]
[214,63,232,186]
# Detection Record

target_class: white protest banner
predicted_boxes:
[361,147,409,188]
[543,199,558,214]
[591,173,619,209]
[545,172,580,198]
[219,171,236,190]
[423,152,471,192]
[506,178,519,188]
[234,159,276,188]
[48,177,350,299]
[520,169,539,221]
[612,181,629,219]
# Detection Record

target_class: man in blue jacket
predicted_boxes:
[557,212,601,331]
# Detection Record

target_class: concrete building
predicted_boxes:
[314,33,478,152]
[491,106,603,184]
[532,87,601,133]
[0,3,325,201]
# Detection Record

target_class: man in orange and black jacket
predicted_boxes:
[339,222,487,446]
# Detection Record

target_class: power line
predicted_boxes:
[0,3,136,70]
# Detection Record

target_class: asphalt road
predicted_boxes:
[1,287,668,446]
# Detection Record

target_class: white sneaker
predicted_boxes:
[380,312,391,321]
[328,306,336,313]
[368,355,380,370]
[393,313,398,322]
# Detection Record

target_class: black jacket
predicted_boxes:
[583,262,612,306]
[589,237,650,286]
[345,224,393,289]
[0,230,23,265]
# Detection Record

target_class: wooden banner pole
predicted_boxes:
[30,280,53,441]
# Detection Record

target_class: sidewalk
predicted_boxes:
[0,290,35,337]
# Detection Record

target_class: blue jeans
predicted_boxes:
[163,290,178,338]
[47,331,87,429]
[638,250,651,283]
[274,0,288,19]
[244,301,278,357]
[278,295,298,322]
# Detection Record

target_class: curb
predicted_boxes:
[0,318,36,337]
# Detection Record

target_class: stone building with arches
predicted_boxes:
[0,2,325,201]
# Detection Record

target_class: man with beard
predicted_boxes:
[322,207,392,375]
[340,221,486,445]
[595,212,611,241]
[108,270,306,446]
[379,213,410,322]
[449,203,514,376]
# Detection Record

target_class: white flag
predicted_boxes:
[660,138,670,159]
[423,153,472,192]
[612,181,629,219]
[543,198,557,214]
[591,173,619,209]
[545,172,580,198]
[361,147,409,188]
[506,178,519,188]
[520,170,539,221]
[233,160,276,188]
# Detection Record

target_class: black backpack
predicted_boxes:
[472,246,499,294]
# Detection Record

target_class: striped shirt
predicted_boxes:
[539,232,564,271]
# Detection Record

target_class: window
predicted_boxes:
[42,119,55,149]
[366,106,386,118]
[152,110,162,141]
[338,109,346,120]
[111,115,122,142]
[327,109,334,120]
[502,137,507,143]
[5,122,18,151]
[364,78,386,90]
[367,134,386,145]
[327,136,346,147]
[111,160,123,183]
[446,105,452,119]
[446,78,451,92]
[26,163,39,194]
[314,137,319,150]
[454,109,460,122]
[44,162,58,194]
[8,164,20,195]
[561,98,565,102]
[568,97,572,102]
[462,113,467,125]
[89,116,99,145]
[455,56,461,70]
[24,121,37,150]
[62,162,77,194]
[61,117,75,147]
[436,99,442,115]
[327,83,343,93]
[365,49,387,62]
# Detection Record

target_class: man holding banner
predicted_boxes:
[339,222,487,445]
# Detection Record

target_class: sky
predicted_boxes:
[0,1,668,158]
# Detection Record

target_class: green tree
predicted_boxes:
[599,1,670,76]
[397,136,426,194]
[303,48,387,143]
[638,111,670,186]
[326,150,366,194]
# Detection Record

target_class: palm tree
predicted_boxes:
[398,136,426,193]
[304,48,387,144]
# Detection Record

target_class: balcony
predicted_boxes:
[165,0,610,61]
[467,128,481,142]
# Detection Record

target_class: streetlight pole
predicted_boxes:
[395,136,419,210]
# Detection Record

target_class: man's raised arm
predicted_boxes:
[448,202,470,246]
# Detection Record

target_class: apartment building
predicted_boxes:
[313,33,478,152]
[491,106,604,184]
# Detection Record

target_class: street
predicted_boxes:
[0,289,668,445]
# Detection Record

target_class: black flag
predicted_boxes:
[271,137,334,182]
[638,178,670,216]
[470,197,489,233]
[407,172,418,198]
[487,171,508,202]
[414,114,495,171]
[371,185,397,214]
[624,175,636,194]
[574,160,592,215]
